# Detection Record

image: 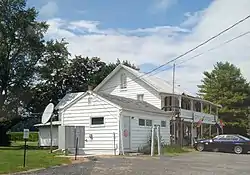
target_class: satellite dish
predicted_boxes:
[41,103,54,124]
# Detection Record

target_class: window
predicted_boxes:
[146,119,152,126]
[225,135,239,141]
[120,73,127,89]
[139,119,152,126]
[139,119,145,126]
[161,121,166,127]
[91,117,104,125]
[238,135,250,141]
[137,94,144,101]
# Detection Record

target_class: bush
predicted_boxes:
[9,132,39,142]
[0,129,11,146]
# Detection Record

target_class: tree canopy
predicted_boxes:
[0,0,139,145]
[198,61,250,135]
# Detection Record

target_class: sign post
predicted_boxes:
[23,129,29,167]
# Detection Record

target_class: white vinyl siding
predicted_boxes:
[62,94,120,155]
[122,111,170,152]
[97,68,161,108]
[38,126,58,147]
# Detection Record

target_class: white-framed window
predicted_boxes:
[90,117,104,127]
[161,121,166,127]
[139,119,145,126]
[139,118,152,127]
[137,94,144,101]
[120,73,127,89]
[146,119,152,126]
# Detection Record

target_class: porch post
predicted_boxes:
[209,124,212,137]
[200,124,203,138]
[119,112,125,155]
[201,102,203,113]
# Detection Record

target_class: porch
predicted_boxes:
[161,94,220,146]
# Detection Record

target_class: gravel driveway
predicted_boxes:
[16,152,250,175]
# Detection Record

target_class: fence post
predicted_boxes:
[157,125,161,156]
[113,132,116,155]
[151,126,155,156]
[75,137,78,160]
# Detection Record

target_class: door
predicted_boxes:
[123,116,131,150]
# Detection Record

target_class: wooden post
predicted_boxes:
[180,119,183,147]
[191,113,194,146]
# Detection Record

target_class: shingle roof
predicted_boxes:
[97,93,168,115]
[123,65,196,97]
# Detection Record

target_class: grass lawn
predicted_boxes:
[0,142,70,174]
[162,145,193,156]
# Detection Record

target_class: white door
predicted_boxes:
[123,116,131,150]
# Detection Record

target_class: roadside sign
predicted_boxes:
[23,129,29,139]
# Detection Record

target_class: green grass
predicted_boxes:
[162,145,192,156]
[0,142,70,174]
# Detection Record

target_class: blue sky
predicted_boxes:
[26,0,250,93]
[27,0,211,30]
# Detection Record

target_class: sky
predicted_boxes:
[27,0,250,94]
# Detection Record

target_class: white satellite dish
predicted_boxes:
[41,103,54,124]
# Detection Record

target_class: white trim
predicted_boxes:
[89,116,105,128]
[160,93,221,108]
[61,91,122,115]
[94,64,123,91]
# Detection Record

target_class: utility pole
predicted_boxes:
[248,106,250,136]
[172,63,176,145]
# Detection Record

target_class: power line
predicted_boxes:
[98,14,250,93]
[149,30,250,77]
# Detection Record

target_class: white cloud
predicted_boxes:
[45,0,250,94]
[181,10,205,28]
[40,1,58,18]
[153,0,178,10]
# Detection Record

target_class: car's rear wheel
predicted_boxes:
[234,146,243,154]
[196,143,205,152]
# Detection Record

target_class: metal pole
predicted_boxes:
[248,106,250,135]
[172,63,176,145]
[113,132,116,155]
[191,121,194,146]
[209,125,212,137]
[151,126,155,156]
[23,139,27,167]
[75,137,78,160]
[50,116,53,153]
[157,125,161,156]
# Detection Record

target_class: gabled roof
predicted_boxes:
[94,64,196,97]
[57,91,169,115]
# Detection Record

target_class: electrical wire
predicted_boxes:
[149,30,250,77]
[98,14,250,93]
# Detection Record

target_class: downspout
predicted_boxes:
[119,109,125,155]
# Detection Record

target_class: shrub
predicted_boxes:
[0,129,11,146]
[9,132,39,142]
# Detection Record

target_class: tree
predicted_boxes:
[198,62,250,135]
[26,39,70,116]
[0,0,48,145]
[65,57,140,92]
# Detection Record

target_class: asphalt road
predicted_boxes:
[17,152,250,175]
